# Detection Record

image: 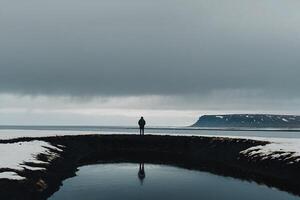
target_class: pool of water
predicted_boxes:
[49,163,299,200]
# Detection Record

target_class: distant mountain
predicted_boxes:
[192,114,300,128]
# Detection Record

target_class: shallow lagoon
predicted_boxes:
[49,163,299,200]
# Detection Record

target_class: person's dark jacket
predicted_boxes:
[138,118,146,128]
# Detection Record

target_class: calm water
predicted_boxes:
[49,163,299,200]
[0,126,300,139]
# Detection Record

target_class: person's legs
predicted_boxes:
[142,128,144,135]
[140,128,142,135]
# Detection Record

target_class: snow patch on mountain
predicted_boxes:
[192,114,300,128]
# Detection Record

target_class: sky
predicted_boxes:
[0,0,300,126]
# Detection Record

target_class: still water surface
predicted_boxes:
[49,163,299,200]
[1,126,300,139]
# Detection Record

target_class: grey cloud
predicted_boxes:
[0,0,300,98]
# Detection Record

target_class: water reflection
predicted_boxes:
[138,163,146,185]
[49,163,300,200]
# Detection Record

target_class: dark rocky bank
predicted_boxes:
[0,134,299,200]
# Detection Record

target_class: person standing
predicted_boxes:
[138,117,146,135]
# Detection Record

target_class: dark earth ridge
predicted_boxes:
[0,134,299,200]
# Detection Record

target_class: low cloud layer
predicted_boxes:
[0,0,300,98]
[0,93,299,126]
[0,0,300,126]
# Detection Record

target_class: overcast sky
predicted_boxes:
[0,0,300,126]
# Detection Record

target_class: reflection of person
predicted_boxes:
[138,163,146,185]
[138,117,146,135]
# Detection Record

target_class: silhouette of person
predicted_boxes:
[138,117,146,135]
[138,163,146,185]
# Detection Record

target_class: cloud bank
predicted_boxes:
[0,0,299,98]
[0,0,300,125]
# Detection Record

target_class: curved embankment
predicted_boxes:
[0,134,299,200]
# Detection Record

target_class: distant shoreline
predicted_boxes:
[0,125,300,132]
[192,114,300,130]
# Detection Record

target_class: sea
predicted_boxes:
[0,125,299,139]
